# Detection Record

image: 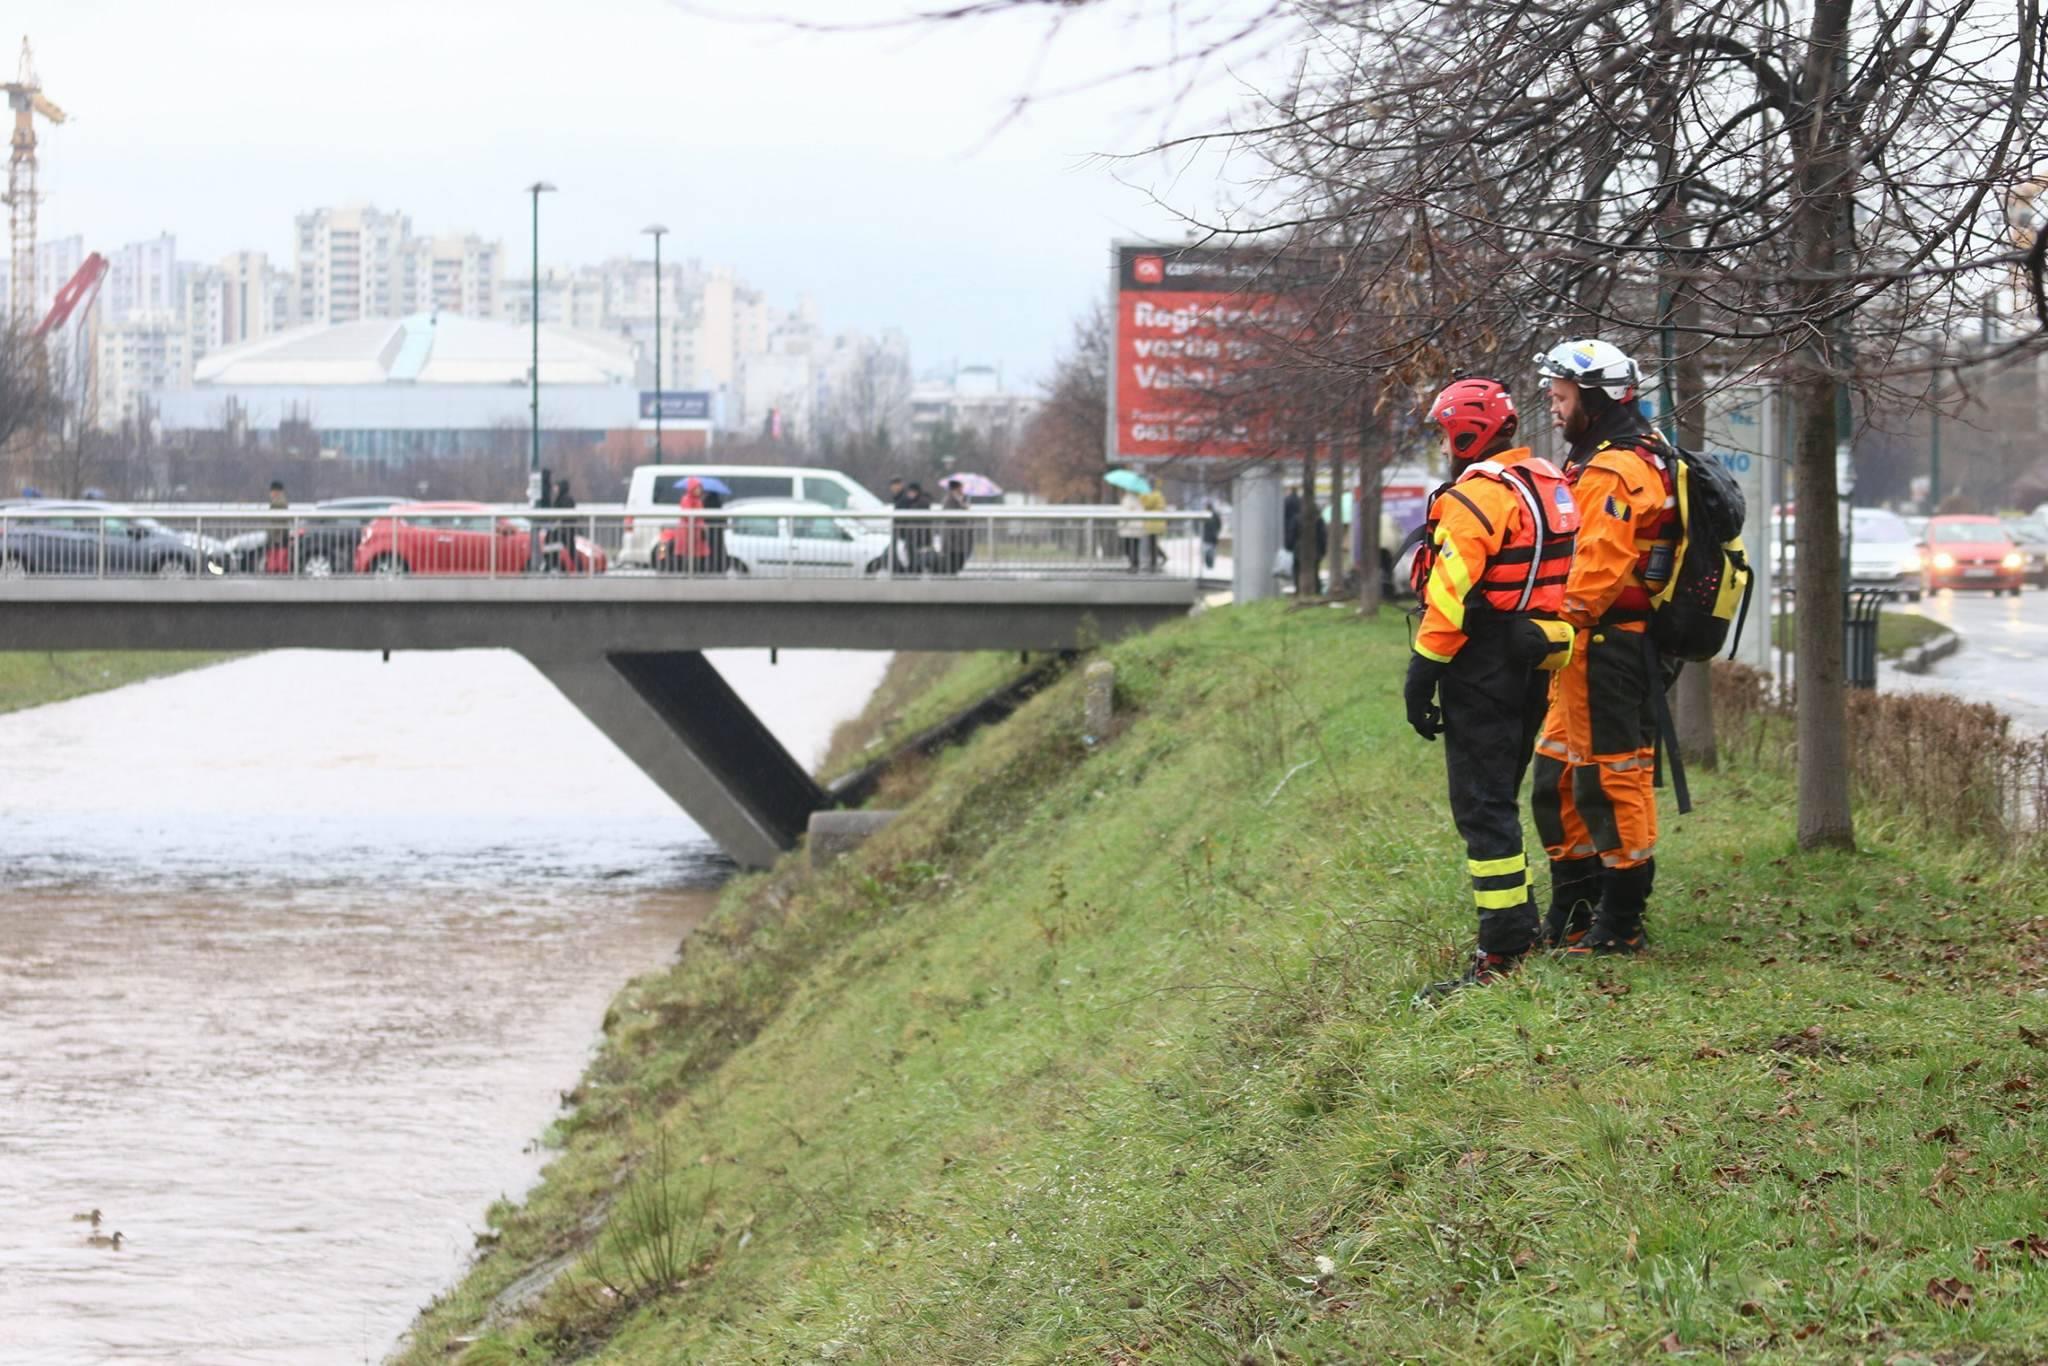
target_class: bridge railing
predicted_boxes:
[0,507,1214,583]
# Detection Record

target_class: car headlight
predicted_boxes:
[1901,552,1921,572]
[2002,552,2025,570]
[1932,552,1956,570]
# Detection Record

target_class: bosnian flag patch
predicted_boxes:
[1603,495,1631,522]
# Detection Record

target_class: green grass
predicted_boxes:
[399,604,2048,1364]
[0,651,234,714]
[1774,609,1949,658]
[815,650,1041,782]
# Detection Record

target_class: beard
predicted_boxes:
[1561,403,1593,441]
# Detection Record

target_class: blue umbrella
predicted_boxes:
[694,476,732,497]
[1105,469,1151,495]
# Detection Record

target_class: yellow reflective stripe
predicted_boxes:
[1414,642,1455,664]
[1437,544,1476,597]
[1427,572,1466,627]
[1474,885,1530,910]
[1468,853,1526,877]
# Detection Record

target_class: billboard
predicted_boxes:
[1108,242,1318,464]
[639,390,713,422]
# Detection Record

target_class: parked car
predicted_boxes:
[1921,514,2024,596]
[2003,518,2048,588]
[353,502,608,576]
[0,501,226,577]
[221,494,411,574]
[713,500,895,577]
[620,465,884,566]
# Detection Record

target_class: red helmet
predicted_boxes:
[1428,377,1518,460]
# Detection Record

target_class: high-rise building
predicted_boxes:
[408,234,501,317]
[293,203,414,325]
[220,250,280,345]
[105,234,180,324]
[97,313,191,429]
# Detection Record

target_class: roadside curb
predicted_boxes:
[1896,629,1961,675]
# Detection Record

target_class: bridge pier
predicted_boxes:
[524,650,824,869]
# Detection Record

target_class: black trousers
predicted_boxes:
[1440,621,1549,956]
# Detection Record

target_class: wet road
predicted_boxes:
[0,647,888,1363]
[1889,586,2048,733]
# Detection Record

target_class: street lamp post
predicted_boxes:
[525,181,557,506]
[644,223,669,457]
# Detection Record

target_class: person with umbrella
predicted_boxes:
[940,477,975,574]
[1107,469,1151,570]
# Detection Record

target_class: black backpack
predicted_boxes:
[1642,438,1754,663]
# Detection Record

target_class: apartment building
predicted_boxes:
[293,204,415,325]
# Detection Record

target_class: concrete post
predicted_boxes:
[1232,464,1282,603]
[808,810,898,868]
[1082,659,1115,740]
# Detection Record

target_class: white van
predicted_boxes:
[620,465,885,566]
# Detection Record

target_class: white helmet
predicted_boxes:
[1534,338,1640,403]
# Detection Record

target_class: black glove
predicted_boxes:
[1404,654,1446,741]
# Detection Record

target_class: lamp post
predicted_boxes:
[525,181,556,506]
[643,223,669,457]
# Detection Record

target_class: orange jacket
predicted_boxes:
[1560,441,1675,630]
[1413,448,1575,662]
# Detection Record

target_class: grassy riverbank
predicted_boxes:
[1774,608,1949,658]
[403,603,2048,1362]
[0,651,233,714]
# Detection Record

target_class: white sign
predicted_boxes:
[1702,385,1777,672]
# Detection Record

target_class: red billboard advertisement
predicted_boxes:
[1109,243,1316,463]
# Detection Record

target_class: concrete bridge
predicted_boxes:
[0,573,1197,866]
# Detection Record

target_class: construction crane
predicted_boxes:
[37,250,106,430]
[4,37,65,325]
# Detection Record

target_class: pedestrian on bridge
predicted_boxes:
[265,480,292,575]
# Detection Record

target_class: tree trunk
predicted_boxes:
[1788,0,1856,851]
[1356,384,1384,615]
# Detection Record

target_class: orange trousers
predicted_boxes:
[1531,624,1658,870]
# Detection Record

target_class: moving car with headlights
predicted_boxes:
[2002,518,2048,588]
[353,502,607,576]
[1921,515,2024,596]
[1847,507,1924,600]
[0,501,227,577]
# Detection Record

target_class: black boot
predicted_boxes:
[1414,949,1521,1006]
[1568,859,1653,956]
[1539,856,1603,950]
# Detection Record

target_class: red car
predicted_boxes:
[353,502,607,576]
[1921,515,2024,596]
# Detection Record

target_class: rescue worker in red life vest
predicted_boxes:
[1405,377,1580,1002]
[1530,339,1677,955]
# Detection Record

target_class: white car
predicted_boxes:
[718,500,897,577]
[620,464,884,566]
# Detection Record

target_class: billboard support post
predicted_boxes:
[1233,464,1281,603]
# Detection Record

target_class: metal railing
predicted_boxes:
[0,506,1212,584]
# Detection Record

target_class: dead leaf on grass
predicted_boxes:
[1693,1045,1728,1060]
[1658,1331,1683,1353]
[2019,1024,2048,1050]
[1917,1124,1961,1144]
[1926,1276,1975,1310]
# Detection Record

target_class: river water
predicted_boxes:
[0,647,889,1363]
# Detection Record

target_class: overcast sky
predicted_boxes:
[28,0,1273,387]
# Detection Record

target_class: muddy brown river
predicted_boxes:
[0,647,888,1363]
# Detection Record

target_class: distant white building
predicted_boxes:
[910,364,1039,446]
[105,234,180,324]
[293,203,415,325]
[98,313,192,429]
[408,233,502,318]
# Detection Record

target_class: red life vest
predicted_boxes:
[1569,436,1680,618]
[1410,455,1580,617]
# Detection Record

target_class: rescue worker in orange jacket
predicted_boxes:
[1530,339,1677,955]
[1405,378,1580,1002]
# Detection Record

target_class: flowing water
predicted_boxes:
[0,647,889,1363]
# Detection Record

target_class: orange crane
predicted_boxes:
[4,37,65,325]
